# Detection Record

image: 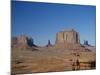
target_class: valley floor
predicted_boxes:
[11,46,96,75]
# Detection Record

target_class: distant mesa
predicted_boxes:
[56,29,80,44]
[84,40,90,46]
[55,29,83,50]
[11,28,94,51]
[11,34,37,49]
[83,40,95,51]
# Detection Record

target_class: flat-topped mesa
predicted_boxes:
[56,29,80,44]
[55,29,84,50]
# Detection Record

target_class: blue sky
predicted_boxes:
[11,1,96,46]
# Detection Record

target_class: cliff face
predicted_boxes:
[55,29,88,51]
[55,29,80,44]
[11,35,37,48]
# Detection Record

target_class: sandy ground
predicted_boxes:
[11,46,96,74]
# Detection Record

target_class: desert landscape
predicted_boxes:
[11,29,96,75]
[11,1,96,74]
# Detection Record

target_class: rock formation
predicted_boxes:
[55,29,88,50]
[11,29,92,51]
[84,40,89,46]
[11,35,37,49]
[46,40,52,47]
[56,29,80,44]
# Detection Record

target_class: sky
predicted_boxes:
[11,1,96,46]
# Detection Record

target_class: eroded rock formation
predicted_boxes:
[11,35,37,49]
[56,29,80,44]
[55,29,89,51]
